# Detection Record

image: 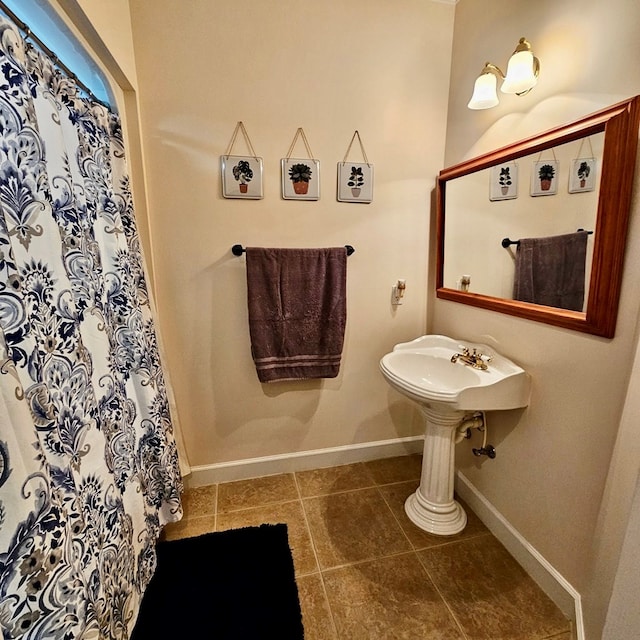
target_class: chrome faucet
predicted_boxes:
[451,347,492,370]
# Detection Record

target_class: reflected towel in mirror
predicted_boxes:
[512,231,588,311]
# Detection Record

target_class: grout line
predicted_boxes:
[380,483,469,640]
[319,548,428,574]
[414,550,471,640]
[376,479,474,640]
[293,471,340,639]
[213,483,218,531]
[216,497,300,516]
[412,530,494,553]
[300,483,379,499]
[376,484,418,550]
[298,477,423,499]
[163,512,216,541]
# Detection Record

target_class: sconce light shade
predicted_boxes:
[467,71,499,110]
[467,37,539,109]
[501,48,538,94]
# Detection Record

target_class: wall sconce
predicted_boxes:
[467,37,540,110]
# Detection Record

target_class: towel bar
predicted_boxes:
[232,244,355,256]
[501,229,592,248]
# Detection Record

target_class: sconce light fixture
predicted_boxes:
[467,37,540,110]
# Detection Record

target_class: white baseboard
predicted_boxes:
[185,436,425,488]
[455,471,584,640]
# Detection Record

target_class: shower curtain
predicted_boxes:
[0,17,183,640]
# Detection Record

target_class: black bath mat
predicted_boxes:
[130,523,304,639]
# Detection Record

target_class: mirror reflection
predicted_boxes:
[436,96,640,338]
[443,133,603,311]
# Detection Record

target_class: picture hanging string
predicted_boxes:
[534,147,558,163]
[225,121,259,159]
[341,130,370,167]
[575,136,595,160]
[285,127,315,160]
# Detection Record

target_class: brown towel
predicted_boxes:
[513,231,588,311]
[246,247,347,382]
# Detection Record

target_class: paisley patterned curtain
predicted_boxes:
[0,17,183,639]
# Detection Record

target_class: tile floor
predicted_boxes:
[163,455,572,640]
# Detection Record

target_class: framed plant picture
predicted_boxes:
[489,162,518,201]
[568,157,597,193]
[221,155,264,199]
[337,162,373,203]
[531,159,558,196]
[281,158,320,200]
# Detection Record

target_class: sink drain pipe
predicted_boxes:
[455,411,496,458]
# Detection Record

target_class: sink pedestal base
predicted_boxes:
[405,405,467,536]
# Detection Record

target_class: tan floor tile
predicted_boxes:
[161,514,216,541]
[323,553,464,639]
[419,535,571,639]
[217,473,298,512]
[216,500,318,576]
[165,461,569,639]
[363,454,423,485]
[180,483,217,519]
[379,480,489,549]
[296,573,338,640]
[303,488,411,569]
[296,462,375,497]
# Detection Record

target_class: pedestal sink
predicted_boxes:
[380,335,530,535]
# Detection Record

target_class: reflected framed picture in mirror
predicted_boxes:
[489,162,518,201]
[531,159,558,196]
[569,158,597,193]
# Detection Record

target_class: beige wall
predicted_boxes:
[57,0,138,91]
[128,0,455,466]
[597,342,640,639]
[440,0,640,637]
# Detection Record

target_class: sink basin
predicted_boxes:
[379,334,530,411]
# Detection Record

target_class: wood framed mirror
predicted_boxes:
[436,96,640,338]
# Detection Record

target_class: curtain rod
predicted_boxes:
[0,0,109,108]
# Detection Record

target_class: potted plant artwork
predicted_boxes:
[337,161,373,203]
[288,162,313,194]
[538,163,555,191]
[489,162,517,201]
[347,166,364,197]
[577,161,591,188]
[232,160,253,193]
[499,166,512,195]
